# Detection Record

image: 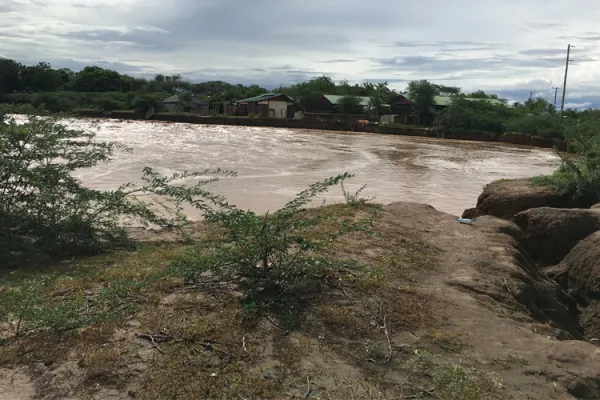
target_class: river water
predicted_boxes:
[55,118,559,217]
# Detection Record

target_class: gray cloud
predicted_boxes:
[0,4,15,13]
[526,22,562,30]
[371,54,576,73]
[324,59,356,63]
[1,0,600,107]
[519,48,569,56]
[558,34,600,41]
[58,28,169,50]
[392,40,497,49]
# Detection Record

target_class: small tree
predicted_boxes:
[338,95,362,118]
[169,173,376,328]
[534,122,600,202]
[407,80,439,125]
[0,115,232,267]
[179,91,193,112]
[369,94,384,121]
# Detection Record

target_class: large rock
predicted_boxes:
[514,207,600,266]
[568,376,600,399]
[560,231,600,338]
[462,178,591,220]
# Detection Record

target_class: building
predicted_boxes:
[303,94,395,121]
[162,95,209,112]
[235,93,295,119]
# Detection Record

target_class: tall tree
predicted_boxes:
[468,90,499,100]
[435,84,461,97]
[0,58,22,93]
[73,66,124,92]
[338,95,362,118]
[368,82,392,120]
[407,80,439,124]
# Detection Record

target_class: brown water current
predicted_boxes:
[60,118,560,218]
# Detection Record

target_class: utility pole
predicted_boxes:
[559,44,574,124]
[552,86,561,108]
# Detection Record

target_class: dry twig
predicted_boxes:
[404,383,444,400]
[135,333,173,354]
[305,372,312,398]
[376,298,392,363]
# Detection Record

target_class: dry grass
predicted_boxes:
[0,204,456,399]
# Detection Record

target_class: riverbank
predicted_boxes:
[74,109,568,151]
[2,182,599,399]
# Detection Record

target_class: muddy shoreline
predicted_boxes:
[75,109,568,151]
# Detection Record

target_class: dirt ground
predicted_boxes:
[1,202,598,399]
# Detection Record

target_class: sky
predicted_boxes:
[1,0,600,107]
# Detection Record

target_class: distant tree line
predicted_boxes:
[1,57,598,140]
[0,58,270,113]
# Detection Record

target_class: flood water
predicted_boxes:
[57,118,559,217]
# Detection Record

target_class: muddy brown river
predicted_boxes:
[59,118,559,217]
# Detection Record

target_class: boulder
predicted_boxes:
[560,231,600,338]
[514,208,600,266]
[462,178,592,220]
[542,264,569,290]
[564,231,600,302]
[568,376,600,399]
[592,203,600,209]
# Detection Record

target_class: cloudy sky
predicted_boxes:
[1,0,600,107]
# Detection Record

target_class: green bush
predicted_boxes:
[533,123,600,201]
[0,114,232,267]
[506,114,563,138]
[168,173,374,328]
[0,274,147,337]
[435,98,511,135]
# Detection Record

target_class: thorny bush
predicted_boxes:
[534,120,600,202]
[0,113,233,267]
[169,174,377,328]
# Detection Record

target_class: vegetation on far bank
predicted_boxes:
[3,58,600,141]
[533,118,600,202]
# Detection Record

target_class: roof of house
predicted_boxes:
[163,95,208,106]
[237,93,294,103]
[322,94,394,108]
[322,94,371,107]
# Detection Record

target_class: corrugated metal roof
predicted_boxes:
[323,94,372,107]
[323,94,393,108]
[237,93,293,103]
[162,95,208,106]
[163,95,179,103]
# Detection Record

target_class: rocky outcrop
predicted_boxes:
[462,178,593,220]
[555,231,600,339]
[592,203,600,209]
[448,215,584,338]
[568,376,600,400]
[514,208,600,266]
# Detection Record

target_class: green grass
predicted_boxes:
[410,352,500,400]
